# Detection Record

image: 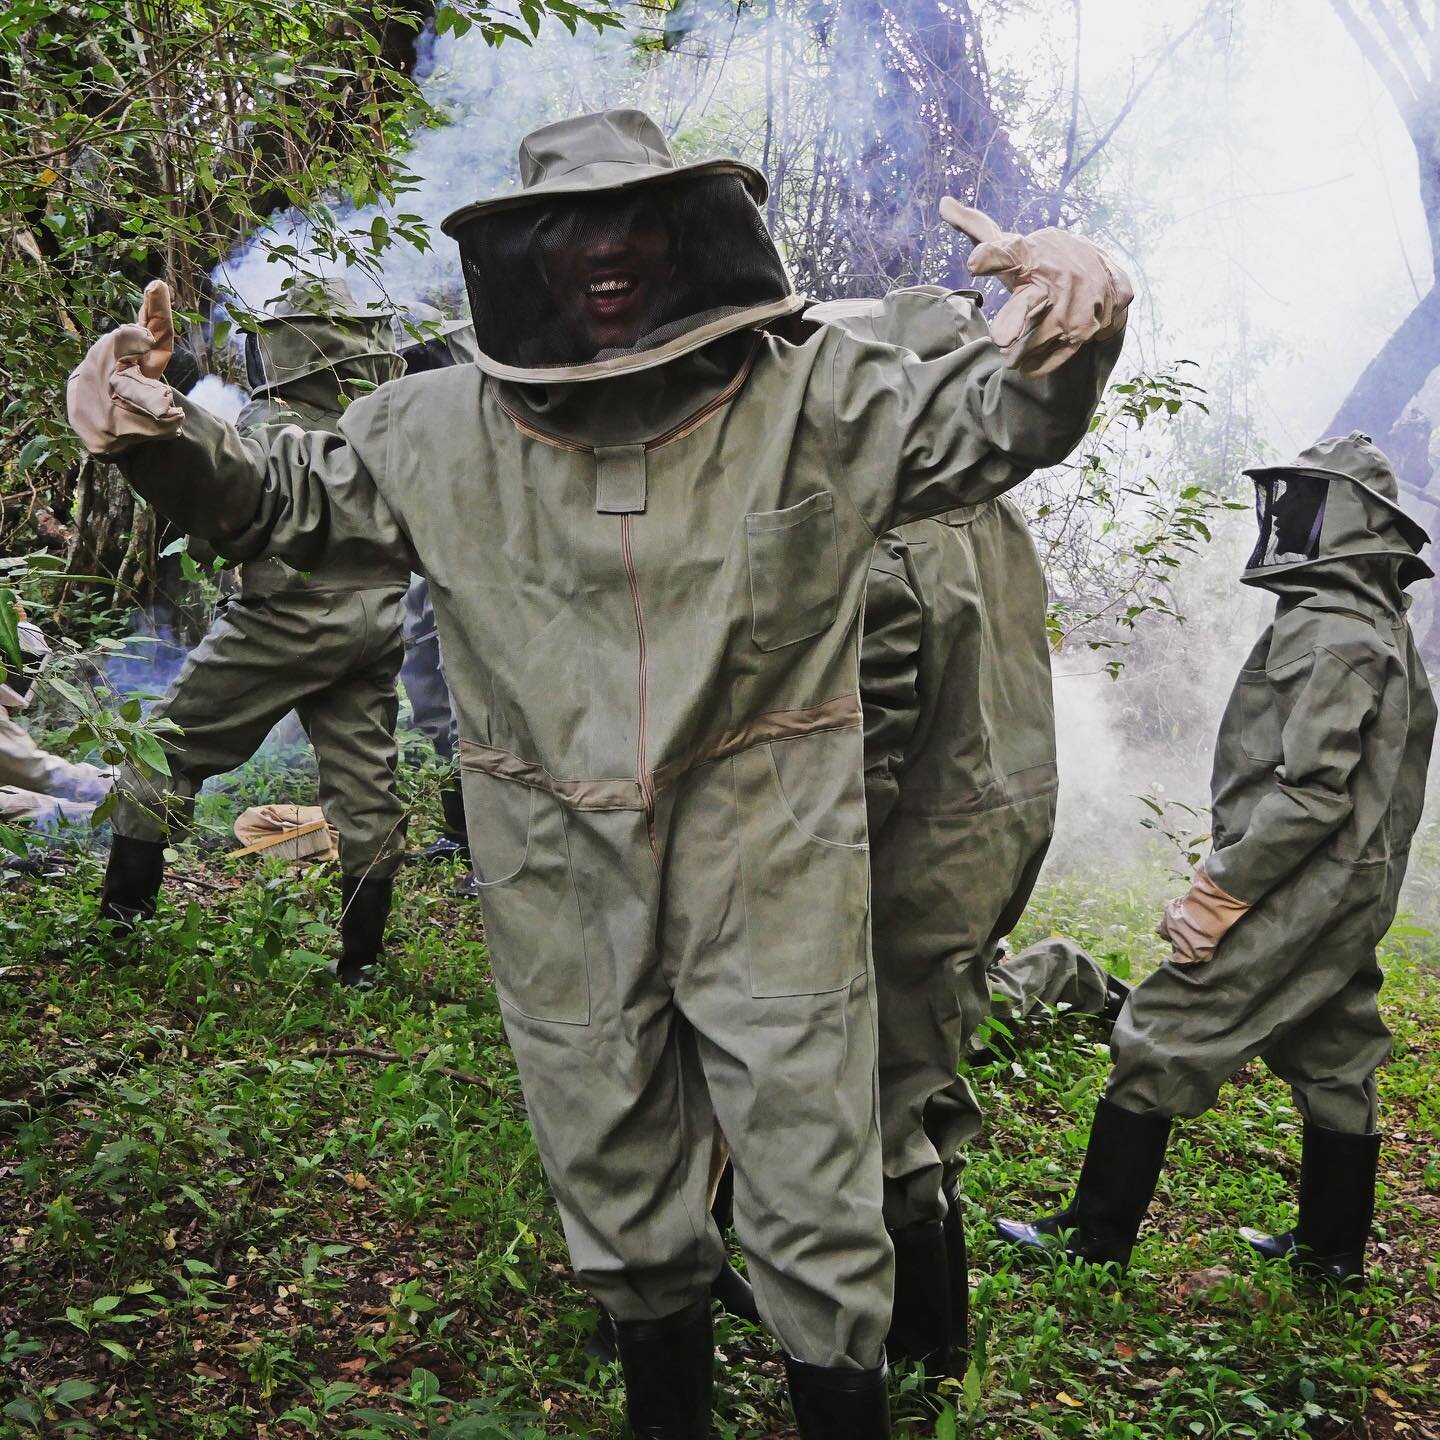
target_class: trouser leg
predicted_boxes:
[297,590,408,882]
[1106,916,1386,1123]
[111,602,318,844]
[486,801,721,1323]
[669,756,891,1371]
[400,576,458,761]
[1259,953,1391,1135]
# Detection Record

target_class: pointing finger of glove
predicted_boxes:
[989,285,1053,361]
[108,323,164,365]
[938,198,1005,246]
[965,237,1027,283]
[136,280,175,379]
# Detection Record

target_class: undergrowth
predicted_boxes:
[0,762,1436,1438]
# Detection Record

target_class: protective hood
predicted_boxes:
[0,620,50,711]
[1242,432,1433,596]
[441,108,802,384]
[243,277,403,403]
[395,302,476,374]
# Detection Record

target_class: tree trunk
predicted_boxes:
[1327,284,1440,487]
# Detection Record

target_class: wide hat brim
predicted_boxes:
[440,157,768,237]
[254,304,397,327]
[1243,463,1433,555]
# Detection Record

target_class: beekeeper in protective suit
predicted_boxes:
[394,304,475,867]
[96,278,411,986]
[67,108,1130,1438]
[998,433,1435,1287]
[1,619,111,829]
[807,287,1123,1374]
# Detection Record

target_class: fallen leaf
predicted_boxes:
[1056,1392,1083,1408]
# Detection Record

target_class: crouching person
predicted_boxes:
[997,433,1436,1286]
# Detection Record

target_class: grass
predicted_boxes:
[1,756,1437,1438]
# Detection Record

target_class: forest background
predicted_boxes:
[1,0,1438,1436]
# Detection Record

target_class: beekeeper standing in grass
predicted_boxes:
[997,434,1436,1288]
[67,108,1130,1438]
[95,278,410,987]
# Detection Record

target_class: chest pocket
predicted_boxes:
[745,492,840,651]
[1238,668,1283,765]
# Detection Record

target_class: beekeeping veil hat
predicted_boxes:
[393,301,477,374]
[0,621,51,711]
[1242,431,1433,592]
[243,276,403,401]
[440,107,802,383]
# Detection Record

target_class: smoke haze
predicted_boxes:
[205,0,1438,899]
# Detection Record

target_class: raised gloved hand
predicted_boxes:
[67,279,184,456]
[939,201,1133,377]
[1156,862,1251,966]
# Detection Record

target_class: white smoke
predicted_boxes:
[204,0,1437,894]
[185,375,249,426]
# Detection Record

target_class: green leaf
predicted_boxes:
[0,590,22,671]
[129,730,172,777]
[51,1379,98,1407]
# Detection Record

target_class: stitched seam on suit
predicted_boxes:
[489,340,758,454]
[457,695,864,811]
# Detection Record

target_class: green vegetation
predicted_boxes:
[1,758,1437,1438]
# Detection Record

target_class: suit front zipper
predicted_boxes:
[620,514,661,869]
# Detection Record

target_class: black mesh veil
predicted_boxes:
[1248,475,1328,569]
[454,173,796,379]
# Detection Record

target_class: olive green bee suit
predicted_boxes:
[1109,433,1436,1134]
[105,115,1123,1372]
[814,291,1060,1229]
[112,284,411,881]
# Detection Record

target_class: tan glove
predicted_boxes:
[66,279,183,456]
[939,201,1133,377]
[1156,862,1251,966]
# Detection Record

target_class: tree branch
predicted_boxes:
[1330,0,1420,117]
[1060,2,1214,190]
[1367,0,1431,94]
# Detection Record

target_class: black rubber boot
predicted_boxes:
[1100,973,1132,1025]
[785,1354,892,1439]
[99,835,166,928]
[336,875,394,988]
[885,1220,954,1373]
[613,1297,714,1439]
[711,1259,759,1324]
[585,1301,618,1364]
[1240,1123,1380,1287]
[413,785,468,862]
[995,1097,1172,1268]
[706,1162,760,1324]
[942,1187,970,1370]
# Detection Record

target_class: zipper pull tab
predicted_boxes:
[595,444,647,515]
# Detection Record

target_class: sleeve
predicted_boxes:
[1204,646,1381,904]
[827,307,1124,535]
[0,710,108,800]
[861,545,924,837]
[117,390,415,579]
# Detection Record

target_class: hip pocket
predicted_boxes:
[734,726,869,997]
[459,763,591,1026]
[745,493,840,651]
[1238,669,1283,764]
